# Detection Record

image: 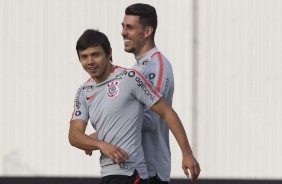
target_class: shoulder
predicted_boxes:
[150,52,172,69]
[114,68,148,88]
[75,78,94,95]
[113,66,145,80]
[81,78,94,91]
[126,68,145,79]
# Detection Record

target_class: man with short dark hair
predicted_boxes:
[69,29,200,184]
[121,3,200,183]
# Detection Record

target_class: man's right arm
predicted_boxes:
[69,119,100,151]
[69,120,128,164]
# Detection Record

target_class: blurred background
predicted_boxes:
[0,0,281,182]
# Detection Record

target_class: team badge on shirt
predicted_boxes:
[107,81,119,98]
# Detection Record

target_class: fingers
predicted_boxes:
[109,154,118,164]
[190,167,197,182]
[194,164,201,178]
[182,165,190,178]
[112,151,128,165]
[109,153,123,164]
[183,164,201,182]
[113,153,123,164]
[110,147,128,165]
[116,148,128,161]
[85,150,92,156]
[99,142,128,165]
[182,153,201,182]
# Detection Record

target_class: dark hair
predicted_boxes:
[125,3,157,38]
[76,29,112,61]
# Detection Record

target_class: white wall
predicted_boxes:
[0,0,281,180]
[197,0,282,179]
[0,0,193,178]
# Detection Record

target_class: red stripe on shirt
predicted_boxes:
[132,69,161,98]
[111,65,120,72]
[150,51,160,58]
[152,52,164,92]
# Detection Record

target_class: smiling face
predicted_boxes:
[78,46,112,83]
[121,15,148,57]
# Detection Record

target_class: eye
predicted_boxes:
[80,55,88,60]
[91,53,100,57]
[127,26,134,30]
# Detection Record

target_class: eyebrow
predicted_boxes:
[80,51,100,57]
[122,23,135,28]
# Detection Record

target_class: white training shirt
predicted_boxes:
[71,66,161,179]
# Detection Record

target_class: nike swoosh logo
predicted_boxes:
[86,94,95,100]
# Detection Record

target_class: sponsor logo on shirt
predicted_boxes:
[148,73,156,80]
[162,77,170,98]
[147,73,156,86]
[135,77,156,102]
[107,81,119,98]
[128,71,135,77]
[74,87,83,110]
[75,110,81,116]
[75,101,81,109]
[75,87,83,101]
[116,70,127,79]
[86,94,95,100]
[83,85,93,92]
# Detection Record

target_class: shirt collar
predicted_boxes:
[135,47,159,65]
[90,65,121,87]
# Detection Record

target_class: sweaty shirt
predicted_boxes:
[71,66,161,179]
[133,47,174,181]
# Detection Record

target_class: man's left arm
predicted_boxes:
[150,98,201,182]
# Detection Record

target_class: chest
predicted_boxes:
[84,81,135,116]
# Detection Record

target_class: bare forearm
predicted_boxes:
[69,120,128,164]
[150,98,200,181]
[163,109,193,156]
[69,128,100,151]
[151,98,193,155]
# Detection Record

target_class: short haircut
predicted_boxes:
[125,3,158,38]
[76,29,112,61]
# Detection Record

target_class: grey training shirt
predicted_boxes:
[71,66,161,179]
[133,47,174,181]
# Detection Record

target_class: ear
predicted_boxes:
[108,48,113,60]
[109,48,112,56]
[144,26,153,38]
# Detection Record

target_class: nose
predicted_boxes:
[86,56,95,65]
[121,28,127,37]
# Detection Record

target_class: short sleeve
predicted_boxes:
[127,69,161,108]
[70,86,89,122]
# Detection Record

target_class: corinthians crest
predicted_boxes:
[107,81,119,98]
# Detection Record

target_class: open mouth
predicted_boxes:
[124,39,131,46]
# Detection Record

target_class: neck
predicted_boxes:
[93,63,114,84]
[135,41,155,57]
